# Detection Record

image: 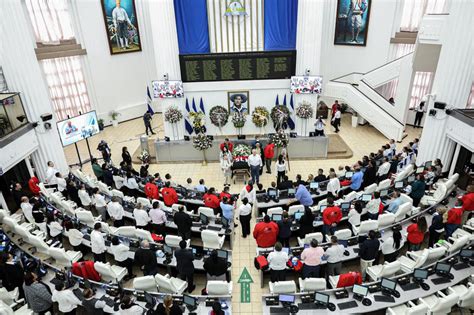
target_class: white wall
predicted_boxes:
[71,0,157,125]
[319,0,399,85]
[0,129,38,173]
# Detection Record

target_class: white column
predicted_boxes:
[417,0,474,171]
[295,0,324,76]
[0,0,69,180]
[448,143,460,177]
[25,156,35,178]
[148,0,185,139]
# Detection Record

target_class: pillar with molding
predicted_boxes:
[417,0,474,170]
[0,0,69,180]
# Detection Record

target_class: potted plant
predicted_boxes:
[109,111,120,127]
[98,119,104,131]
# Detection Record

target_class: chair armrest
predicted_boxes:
[406,251,415,258]
[418,298,429,307]
[438,291,447,298]
[448,237,457,242]
[407,300,417,307]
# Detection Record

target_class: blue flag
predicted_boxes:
[290,94,294,110]
[199,97,205,114]
[184,98,193,134]
[283,94,287,106]
[275,95,279,105]
[285,94,295,130]
[146,86,154,115]
[192,98,198,112]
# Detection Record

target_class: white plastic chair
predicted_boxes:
[386,301,428,315]
[206,281,233,295]
[448,283,474,308]
[376,179,391,192]
[352,220,378,236]
[269,281,297,294]
[334,229,352,241]
[418,291,459,315]
[201,230,225,249]
[377,213,395,227]
[399,249,429,273]
[367,261,401,281]
[94,262,127,283]
[267,207,284,216]
[133,276,158,292]
[198,206,217,219]
[298,278,326,292]
[155,274,188,294]
[288,205,304,217]
[363,184,377,195]
[297,232,323,247]
[48,247,82,267]
[75,209,101,228]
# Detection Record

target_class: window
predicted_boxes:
[40,56,91,121]
[25,0,75,43]
[0,67,8,93]
[410,72,434,108]
[400,0,446,32]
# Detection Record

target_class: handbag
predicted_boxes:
[254,255,269,271]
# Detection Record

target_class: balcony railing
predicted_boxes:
[0,92,29,138]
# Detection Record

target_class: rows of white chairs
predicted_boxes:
[0,287,34,315]
[387,281,474,314]
[420,173,459,207]
[269,278,327,294]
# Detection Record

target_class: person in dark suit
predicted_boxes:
[203,250,228,281]
[173,206,193,240]
[0,252,25,298]
[362,160,377,188]
[174,240,195,293]
[134,240,158,276]
[277,175,293,190]
[298,206,315,238]
[121,147,132,165]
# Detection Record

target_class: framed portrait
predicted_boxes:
[334,0,372,46]
[100,0,142,55]
[228,91,250,114]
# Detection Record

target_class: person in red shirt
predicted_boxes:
[461,185,474,224]
[253,215,279,248]
[161,182,178,206]
[144,178,159,200]
[219,186,231,201]
[406,216,427,251]
[220,138,234,152]
[331,100,339,118]
[28,176,41,196]
[322,197,342,242]
[446,198,464,238]
[264,142,275,174]
[203,187,221,215]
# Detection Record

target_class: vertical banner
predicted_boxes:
[264,0,298,51]
[174,0,210,54]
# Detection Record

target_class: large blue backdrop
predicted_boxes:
[264,0,298,51]
[174,0,210,54]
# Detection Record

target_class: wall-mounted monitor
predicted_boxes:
[152,80,184,98]
[290,76,323,94]
[56,111,100,147]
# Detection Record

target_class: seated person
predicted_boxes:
[277,175,293,190]
[195,179,207,192]
[386,191,402,214]
[203,250,228,281]
[314,169,326,183]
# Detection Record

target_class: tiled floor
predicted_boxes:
[63,114,422,314]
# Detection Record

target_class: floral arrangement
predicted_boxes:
[232,143,252,159]
[269,130,289,148]
[138,149,151,164]
[209,106,229,127]
[192,133,213,151]
[252,106,270,128]
[189,111,206,133]
[270,105,290,129]
[164,106,183,124]
[109,110,121,120]
[232,112,246,128]
[296,101,314,119]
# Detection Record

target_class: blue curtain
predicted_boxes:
[174,0,210,54]
[264,0,298,51]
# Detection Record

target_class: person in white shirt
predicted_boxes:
[220,154,232,186]
[331,107,341,133]
[133,203,150,230]
[389,139,396,155]
[365,191,381,220]
[336,165,346,178]
[327,172,341,198]
[247,149,263,184]
[51,282,81,314]
[238,197,252,238]
[413,101,425,128]
[348,202,362,229]
[381,230,404,262]
[239,182,257,206]
[383,144,392,158]
[118,295,143,315]
[377,157,391,181]
[107,196,124,227]
[113,173,125,189]
[124,173,139,197]
[20,196,34,223]
[92,188,107,220]
[149,201,167,235]
[314,116,326,136]
[267,242,288,282]
[55,173,67,196]
[78,184,92,209]
[324,236,345,276]
[45,161,58,185]
[275,154,288,185]
[110,236,135,280]
[91,222,106,262]
[184,178,193,190]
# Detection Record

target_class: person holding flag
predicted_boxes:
[144,86,155,135]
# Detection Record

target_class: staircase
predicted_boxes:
[325,53,414,141]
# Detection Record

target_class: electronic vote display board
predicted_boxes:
[179,50,296,82]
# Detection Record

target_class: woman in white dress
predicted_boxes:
[221,154,232,186]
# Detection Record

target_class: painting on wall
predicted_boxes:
[334,0,372,46]
[228,91,250,114]
[100,0,142,54]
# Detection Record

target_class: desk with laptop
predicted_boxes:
[262,249,474,314]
